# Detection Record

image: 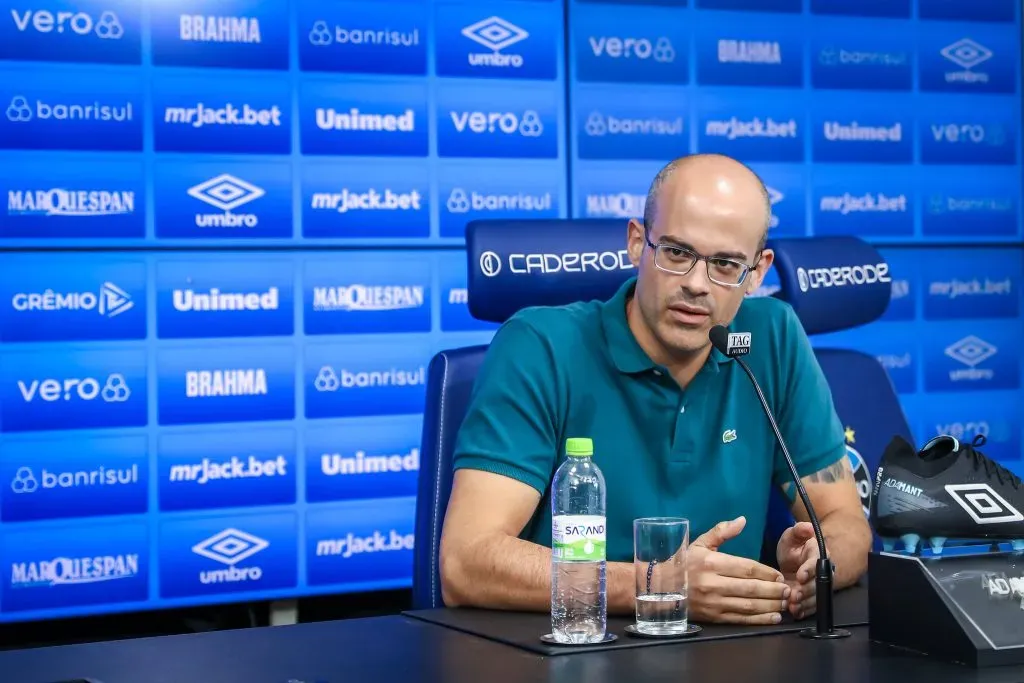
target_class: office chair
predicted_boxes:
[413,221,912,608]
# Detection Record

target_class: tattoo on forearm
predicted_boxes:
[781,459,851,493]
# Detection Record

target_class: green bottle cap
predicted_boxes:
[565,437,593,457]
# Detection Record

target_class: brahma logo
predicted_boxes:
[461,16,528,69]
[718,39,781,64]
[185,369,268,398]
[192,528,268,585]
[944,483,1023,524]
[187,174,264,229]
[10,8,124,39]
[450,109,543,137]
[588,35,675,62]
[179,14,261,44]
[796,263,891,292]
[12,282,133,318]
[940,38,992,84]
[7,187,135,217]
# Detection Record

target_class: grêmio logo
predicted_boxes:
[18,374,131,403]
[450,110,543,136]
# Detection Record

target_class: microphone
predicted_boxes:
[709,325,850,640]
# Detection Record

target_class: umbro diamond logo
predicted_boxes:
[192,528,269,565]
[944,336,997,368]
[187,174,266,212]
[461,17,528,52]
[940,38,993,71]
[945,483,1024,525]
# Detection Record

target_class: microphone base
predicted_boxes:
[798,626,851,640]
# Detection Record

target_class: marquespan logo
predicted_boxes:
[187,174,265,229]
[10,9,124,39]
[945,483,1023,525]
[479,251,502,277]
[10,554,140,588]
[461,16,528,68]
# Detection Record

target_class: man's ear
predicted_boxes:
[745,248,775,293]
[627,218,645,267]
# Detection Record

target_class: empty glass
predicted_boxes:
[633,517,689,635]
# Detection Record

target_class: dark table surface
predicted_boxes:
[4,610,1024,683]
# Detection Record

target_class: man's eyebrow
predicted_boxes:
[656,235,749,262]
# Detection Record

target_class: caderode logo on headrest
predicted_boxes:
[479,251,502,277]
[796,263,890,293]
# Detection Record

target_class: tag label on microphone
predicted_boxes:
[726,332,751,356]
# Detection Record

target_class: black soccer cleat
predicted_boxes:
[870,434,1024,555]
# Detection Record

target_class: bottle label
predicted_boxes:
[552,515,606,562]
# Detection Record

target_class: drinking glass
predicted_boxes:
[633,517,689,635]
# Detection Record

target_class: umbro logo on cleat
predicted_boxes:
[944,483,1024,525]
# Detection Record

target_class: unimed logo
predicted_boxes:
[10,8,125,39]
[313,365,425,392]
[320,447,419,476]
[315,107,415,132]
[823,121,902,142]
[315,529,414,558]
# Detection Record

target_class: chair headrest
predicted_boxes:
[466,219,634,323]
[768,235,891,335]
[465,220,891,335]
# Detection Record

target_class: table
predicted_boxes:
[2,606,1023,683]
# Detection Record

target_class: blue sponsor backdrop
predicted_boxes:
[0,0,1020,627]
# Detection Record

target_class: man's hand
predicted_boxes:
[776,522,819,619]
[687,516,790,625]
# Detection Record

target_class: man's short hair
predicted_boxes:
[642,154,771,254]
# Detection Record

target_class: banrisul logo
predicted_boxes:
[187,174,264,229]
[6,93,133,124]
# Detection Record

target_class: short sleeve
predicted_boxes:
[771,305,846,496]
[451,315,560,495]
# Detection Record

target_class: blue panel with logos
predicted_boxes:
[0,0,1020,623]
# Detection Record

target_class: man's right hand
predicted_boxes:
[687,516,790,625]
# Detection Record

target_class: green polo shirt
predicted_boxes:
[451,276,846,563]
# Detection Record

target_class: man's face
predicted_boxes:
[626,184,773,357]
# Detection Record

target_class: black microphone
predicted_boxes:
[709,325,850,640]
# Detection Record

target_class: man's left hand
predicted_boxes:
[776,522,819,619]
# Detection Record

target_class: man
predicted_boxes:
[439,153,871,625]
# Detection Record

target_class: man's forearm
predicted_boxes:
[819,512,871,588]
[442,534,635,614]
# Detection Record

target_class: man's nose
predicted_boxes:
[680,260,713,295]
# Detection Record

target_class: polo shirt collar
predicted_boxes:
[600,277,730,375]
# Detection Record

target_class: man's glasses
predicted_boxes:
[645,238,757,288]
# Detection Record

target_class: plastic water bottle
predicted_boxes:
[550,437,607,643]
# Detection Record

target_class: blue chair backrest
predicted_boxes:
[413,222,912,608]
